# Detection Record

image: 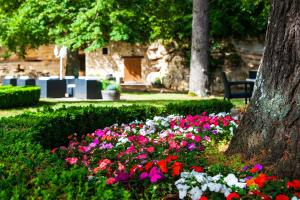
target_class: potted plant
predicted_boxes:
[101,80,121,100]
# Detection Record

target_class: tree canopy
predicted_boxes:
[0,0,269,55]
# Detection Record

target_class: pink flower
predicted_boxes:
[98,159,112,170]
[50,148,58,154]
[65,157,78,165]
[194,135,201,142]
[118,162,126,171]
[185,133,193,139]
[203,136,211,142]
[106,177,117,185]
[137,154,148,160]
[78,145,90,153]
[137,135,149,145]
[180,140,188,147]
[146,146,155,153]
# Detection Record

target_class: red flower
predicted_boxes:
[106,177,117,185]
[287,180,300,190]
[275,194,289,200]
[226,192,240,200]
[50,148,58,154]
[199,196,208,200]
[130,165,143,176]
[295,192,300,198]
[145,161,154,171]
[254,173,268,188]
[171,162,183,176]
[190,166,204,172]
[157,160,168,174]
[261,195,272,200]
[249,190,261,196]
[166,155,178,163]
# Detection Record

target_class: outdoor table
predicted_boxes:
[36,77,67,98]
[17,76,36,86]
[246,78,256,82]
[74,78,102,99]
[2,76,17,86]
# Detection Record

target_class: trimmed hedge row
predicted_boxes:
[0,99,233,199]
[0,86,40,108]
[28,99,233,148]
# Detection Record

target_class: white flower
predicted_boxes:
[193,172,207,183]
[291,197,299,200]
[176,184,190,199]
[224,174,246,188]
[189,186,203,200]
[212,174,222,181]
[175,178,186,185]
[181,172,192,178]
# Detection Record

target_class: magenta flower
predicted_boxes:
[187,143,196,151]
[203,123,211,130]
[137,154,148,160]
[137,135,149,145]
[194,135,201,142]
[149,167,164,183]
[115,171,130,182]
[139,172,149,180]
[94,129,105,137]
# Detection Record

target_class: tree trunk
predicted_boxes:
[189,0,209,97]
[66,49,80,76]
[227,0,300,179]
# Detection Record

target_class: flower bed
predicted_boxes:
[54,113,300,199]
[175,164,300,200]
[54,113,238,197]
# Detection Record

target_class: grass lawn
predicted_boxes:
[0,92,245,118]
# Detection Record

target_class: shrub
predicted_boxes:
[0,86,40,108]
[165,99,233,115]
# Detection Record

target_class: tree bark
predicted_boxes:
[66,49,80,76]
[189,0,209,97]
[227,0,300,179]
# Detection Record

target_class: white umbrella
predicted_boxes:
[54,46,67,80]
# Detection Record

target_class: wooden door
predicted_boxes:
[124,57,143,82]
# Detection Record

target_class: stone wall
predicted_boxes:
[85,41,189,91]
[0,39,264,93]
[85,39,263,93]
[0,45,62,83]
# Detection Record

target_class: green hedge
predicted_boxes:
[0,86,40,108]
[0,99,233,198]
[165,99,234,115]
[23,99,233,148]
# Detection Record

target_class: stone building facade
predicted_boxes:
[0,39,264,93]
